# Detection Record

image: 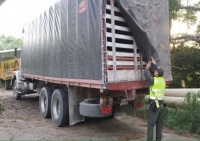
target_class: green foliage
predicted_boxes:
[164,92,200,134]
[0,34,22,50]
[169,0,200,35]
[194,1,200,7]
[170,45,200,88]
[169,0,182,20]
[136,92,200,135]
[135,100,148,119]
[0,100,4,112]
[182,9,197,26]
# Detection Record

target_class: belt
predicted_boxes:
[149,99,164,105]
[149,97,163,100]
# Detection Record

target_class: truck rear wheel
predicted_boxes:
[13,80,21,100]
[39,87,53,118]
[51,89,69,127]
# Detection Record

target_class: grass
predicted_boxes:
[136,91,200,135]
[0,100,4,112]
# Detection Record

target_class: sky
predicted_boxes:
[0,0,199,38]
[0,0,57,38]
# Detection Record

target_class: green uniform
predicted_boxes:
[144,69,166,141]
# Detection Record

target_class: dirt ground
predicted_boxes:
[0,88,198,140]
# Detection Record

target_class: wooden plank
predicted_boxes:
[110,0,117,81]
[106,23,130,32]
[106,5,120,12]
[107,65,146,70]
[115,34,133,40]
[107,70,145,82]
[107,42,134,49]
[137,61,146,65]
[108,61,135,66]
[107,33,133,40]
[105,14,125,22]
[107,51,139,57]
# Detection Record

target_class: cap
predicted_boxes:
[157,67,164,77]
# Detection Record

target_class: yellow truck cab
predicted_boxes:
[0,49,21,90]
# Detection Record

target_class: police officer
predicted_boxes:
[144,58,166,141]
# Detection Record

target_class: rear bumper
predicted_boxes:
[107,80,172,101]
[107,81,149,91]
[107,80,173,91]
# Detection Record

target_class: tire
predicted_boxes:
[51,89,69,127]
[13,80,21,100]
[5,80,11,90]
[80,101,112,117]
[39,87,53,118]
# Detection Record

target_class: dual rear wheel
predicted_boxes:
[39,87,69,127]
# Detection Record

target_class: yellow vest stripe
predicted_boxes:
[150,77,166,100]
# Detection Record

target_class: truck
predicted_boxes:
[0,48,21,90]
[13,0,172,127]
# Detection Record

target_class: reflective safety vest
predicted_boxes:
[150,77,166,100]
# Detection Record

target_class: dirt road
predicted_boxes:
[0,89,197,140]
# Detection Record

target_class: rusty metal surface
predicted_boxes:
[107,81,149,91]
[22,73,104,89]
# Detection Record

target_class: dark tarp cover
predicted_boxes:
[116,0,168,66]
[115,0,171,79]
[21,0,102,80]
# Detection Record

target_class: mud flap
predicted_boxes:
[68,86,85,126]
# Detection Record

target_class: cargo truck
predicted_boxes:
[12,0,172,127]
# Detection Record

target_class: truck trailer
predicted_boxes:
[13,0,172,127]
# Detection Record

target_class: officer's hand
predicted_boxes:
[146,61,151,69]
[151,57,156,64]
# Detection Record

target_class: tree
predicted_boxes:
[0,34,22,50]
[169,0,200,45]
[170,45,200,88]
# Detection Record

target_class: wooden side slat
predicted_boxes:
[106,23,130,32]
[107,33,133,40]
[107,42,134,49]
[107,56,145,61]
[105,14,125,22]
[105,0,146,83]
[107,51,136,57]
[107,70,145,82]
[108,66,146,70]
[108,61,134,65]
[106,5,120,12]
[107,62,146,67]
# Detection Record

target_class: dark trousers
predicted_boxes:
[147,106,164,141]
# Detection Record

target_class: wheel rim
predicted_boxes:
[41,94,47,113]
[53,97,60,119]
